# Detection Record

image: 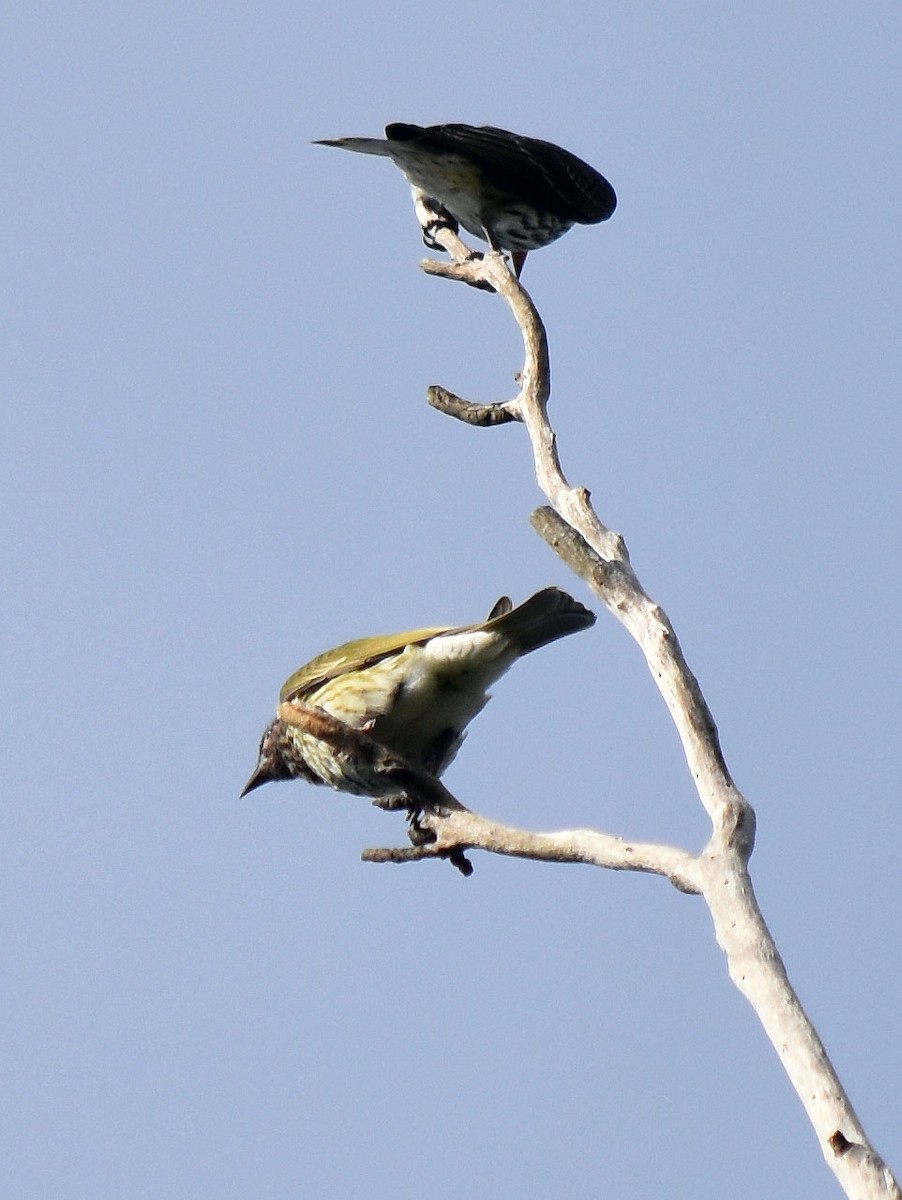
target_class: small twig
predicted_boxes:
[426,385,521,427]
[365,805,700,893]
[277,701,696,887]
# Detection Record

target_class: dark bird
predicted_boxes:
[242,587,595,799]
[314,123,616,275]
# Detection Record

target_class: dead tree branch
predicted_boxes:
[359,198,899,1200]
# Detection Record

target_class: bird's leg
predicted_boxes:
[372,795,472,874]
[410,186,458,251]
[406,807,473,877]
[372,794,410,811]
[407,807,436,844]
[410,189,496,292]
[482,226,525,277]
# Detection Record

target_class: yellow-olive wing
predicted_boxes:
[277,595,514,703]
[278,625,452,703]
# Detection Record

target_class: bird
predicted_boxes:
[313,123,616,276]
[241,587,595,800]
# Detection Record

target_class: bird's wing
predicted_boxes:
[279,625,452,701]
[414,124,616,224]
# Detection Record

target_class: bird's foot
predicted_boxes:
[371,793,409,812]
[459,249,498,292]
[418,200,459,251]
[406,807,473,876]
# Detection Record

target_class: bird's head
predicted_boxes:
[240,719,306,796]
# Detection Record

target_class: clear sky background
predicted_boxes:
[3,3,900,1197]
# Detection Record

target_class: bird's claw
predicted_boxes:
[371,794,409,812]
[419,202,459,251]
[406,809,473,876]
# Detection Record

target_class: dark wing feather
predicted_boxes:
[387,123,616,225]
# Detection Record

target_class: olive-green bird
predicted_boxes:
[241,587,595,799]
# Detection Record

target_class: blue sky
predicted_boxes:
[3,3,900,1196]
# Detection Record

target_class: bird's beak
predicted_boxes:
[239,764,268,797]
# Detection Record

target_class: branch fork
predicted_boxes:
[332,200,899,1199]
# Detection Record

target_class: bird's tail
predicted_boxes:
[485,587,595,656]
[313,137,393,157]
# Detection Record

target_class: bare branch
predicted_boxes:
[364,805,701,893]
[276,700,698,889]
[530,505,739,842]
[426,385,521,427]
[397,225,899,1199]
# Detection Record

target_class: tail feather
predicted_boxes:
[485,595,513,621]
[313,137,393,158]
[488,587,595,655]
